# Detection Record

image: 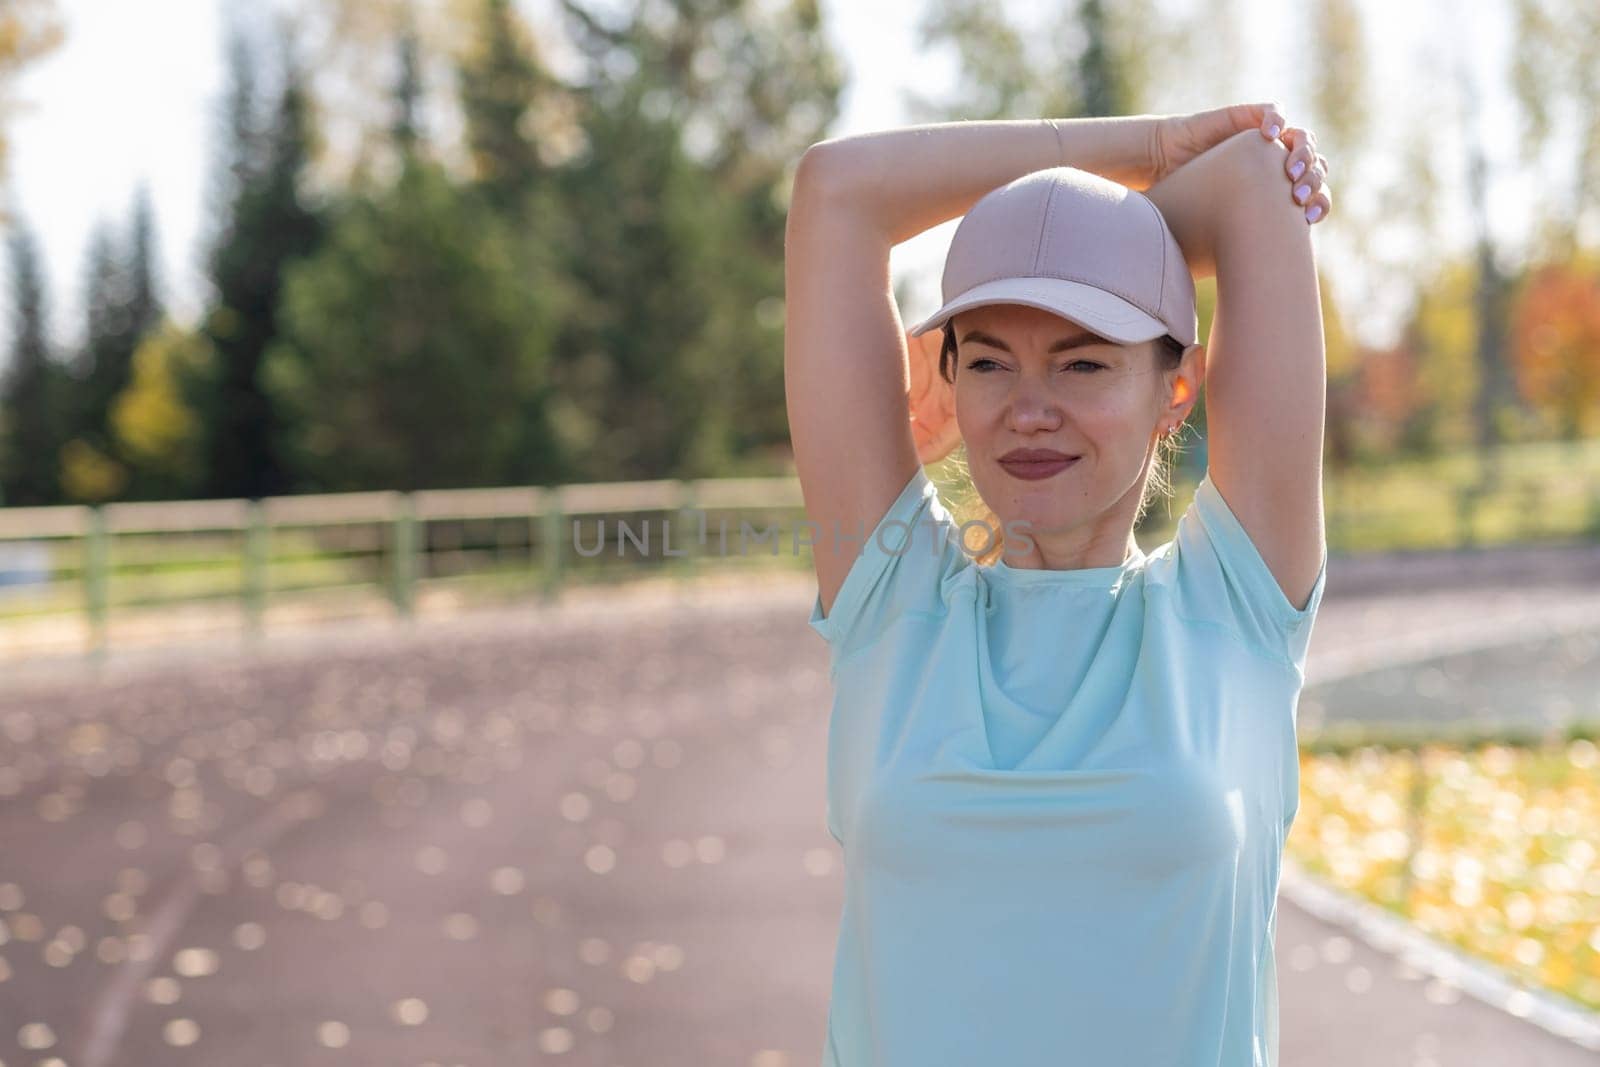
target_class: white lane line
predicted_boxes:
[74,788,326,1067]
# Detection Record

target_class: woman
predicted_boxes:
[784,104,1333,1067]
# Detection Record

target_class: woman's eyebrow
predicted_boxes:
[958,329,1110,353]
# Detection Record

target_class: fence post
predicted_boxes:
[243,500,268,640]
[541,487,563,603]
[84,506,109,661]
[677,479,700,580]
[392,494,417,617]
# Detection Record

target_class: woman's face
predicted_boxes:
[951,302,1199,568]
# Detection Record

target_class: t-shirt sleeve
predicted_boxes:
[807,465,967,671]
[1169,469,1328,677]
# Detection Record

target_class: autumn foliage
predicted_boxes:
[1509,260,1600,439]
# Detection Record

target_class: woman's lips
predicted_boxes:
[999,457,1079,480]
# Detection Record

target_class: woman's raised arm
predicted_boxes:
[1146,128,1329,613]
[801,116,1162,244]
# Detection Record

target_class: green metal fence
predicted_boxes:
[0,477,813,662]
[3,444,1600,662]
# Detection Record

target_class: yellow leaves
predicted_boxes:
[1288,739,1600,1009]
[0,0,63,185]
[111,320,210,477]
[59,438,126,503]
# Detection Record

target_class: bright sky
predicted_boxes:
[0,0,1556,366]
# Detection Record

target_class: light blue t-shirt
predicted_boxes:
[807,464,1327,1067]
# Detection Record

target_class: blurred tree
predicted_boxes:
[552,0,844,479]
[1457,55,1517,481]
[0,215,71,504]
[1175,0,1246,109]
[110,319,213,499]
[264,159,556,491]
[391,14,424,158]
[263,30,558,492]
[266,1,840,482]
[60,185,162,502]
[905,0,1033,121]
[271,0,483,189]
[1302,0,1373,474]
[905,0,1176,122]
[1305,0,1370,190]
[1351,339,1426,460]
[65,222,131,500]
[543,77,734,480]
[1406,259,1482,455]
[454,0,581,483]
[126,184,162,347]
[1507,257,1600,441]
[199,23,325,500]
[1511,0,1600,259]
[0,0,62,201]
[457,0,547,214]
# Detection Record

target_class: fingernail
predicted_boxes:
[1306,205,1323,223]
[1290,160,1306,179]
[1294,184,1310,203]
[1267,124,1280,138]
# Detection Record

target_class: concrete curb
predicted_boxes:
[1281,856,1600,1053]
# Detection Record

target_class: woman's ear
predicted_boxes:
[1170,344,1205,416]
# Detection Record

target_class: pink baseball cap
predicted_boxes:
[907,166,1198,348]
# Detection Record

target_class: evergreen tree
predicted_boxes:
[0,216,69,505]
[127,184,162,346]
[550,0,845,479]
[60,187,164,502]
[391,21,424,160]
[49,185,197,504]
[75,221,129,454]
[454,0,577,482]
[263,31,556,493]
[457,0,548,215]
[264,157,557,492]
[199,24,324,499]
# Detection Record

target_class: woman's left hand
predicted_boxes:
[1151,103,1333,224]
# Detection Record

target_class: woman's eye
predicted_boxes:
[964,358,1105,373]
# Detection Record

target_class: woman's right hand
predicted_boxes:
[1150,104,1284,183]
[1152,104,1332,225]
[907,324,961,465]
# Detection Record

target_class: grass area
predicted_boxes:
[1319,437,1600,551]
[1286,736,1600,1012]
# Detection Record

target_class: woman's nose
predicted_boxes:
[1006,382,1062,430]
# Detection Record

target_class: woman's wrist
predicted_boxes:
[1046,114,1165,190]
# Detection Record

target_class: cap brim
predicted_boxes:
[908,277,1172,344]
